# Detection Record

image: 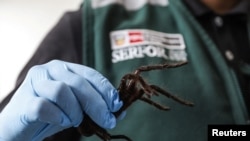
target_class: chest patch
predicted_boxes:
[110,29,187,63]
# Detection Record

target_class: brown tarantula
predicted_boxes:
[77,61,194,141]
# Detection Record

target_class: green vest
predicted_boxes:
[81,0,249,140]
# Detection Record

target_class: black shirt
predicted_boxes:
[184,0,250,65]
[183,0,250,115]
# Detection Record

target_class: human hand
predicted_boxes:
[0,60,123,141]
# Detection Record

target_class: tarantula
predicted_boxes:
[77,61,194,141]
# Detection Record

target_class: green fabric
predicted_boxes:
[80,0,249,140]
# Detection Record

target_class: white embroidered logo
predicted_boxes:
[110,29,187,63]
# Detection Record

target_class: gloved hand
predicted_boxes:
[0,60,123,141]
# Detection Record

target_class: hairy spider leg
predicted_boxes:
[110,135,132,141]
[94,125,111,141]
[78,111,134,141]
[93,119,132,141]
[134,61,188,75]
[140,96,170,110]
[77,116,95,137]
[150,85,194,107]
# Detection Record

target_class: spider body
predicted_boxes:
[77,61,194,141]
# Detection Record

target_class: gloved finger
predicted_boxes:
[24,97,71,127]
[32,124,68,141]
[66,63,123,112]
[43,61,118,128]
[52,69,116,128]
[45,60,122,112]
[27,65,83,127]
[32,79,83,127]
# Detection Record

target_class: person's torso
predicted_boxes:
[80,0,249,140]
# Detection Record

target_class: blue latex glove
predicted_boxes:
[0,60,123,141]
